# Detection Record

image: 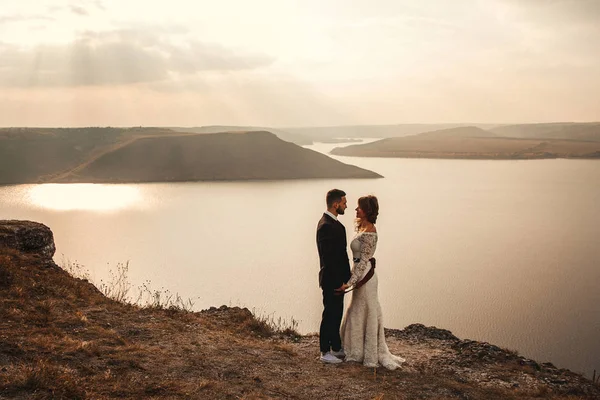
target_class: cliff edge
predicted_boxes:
[1,220,598,399]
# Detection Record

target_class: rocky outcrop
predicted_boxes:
[386,323,459,341]
[0,220,55,261]
[385,324,599,397]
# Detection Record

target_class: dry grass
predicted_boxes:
[251,308,301,338]
[73,258,198,312]
[1,250,599,399]
[273,343,298,357]
[3,360,86,399]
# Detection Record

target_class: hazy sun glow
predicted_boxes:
[28,184,142,211]
[0,0,599,126]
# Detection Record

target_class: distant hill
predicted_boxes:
[331,126,600,159]
[166,122,600,144]
[0,127,190,184]
[0,127,380,184]
[405,126,497,139]
[55,131,381,183]
[491,123,600,142]
[0,127,128,184]
[286,124,500,141]
[168,126,312,145]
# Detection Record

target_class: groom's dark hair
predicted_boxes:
[326,189,346,208]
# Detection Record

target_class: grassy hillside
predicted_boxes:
[0,128,380,184]
[404,126,497,139]
[332,127,600,159]
[2,220,599,399]
[168,125,312,145]
[286,124,501,141]
[491,123,600,142]
[0,128,127,184]
[55,131,381,182]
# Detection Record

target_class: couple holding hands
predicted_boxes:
[316,189,405,370]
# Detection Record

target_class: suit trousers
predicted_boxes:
[320,288,345,353]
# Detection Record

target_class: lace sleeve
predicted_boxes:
[347,233,377,287]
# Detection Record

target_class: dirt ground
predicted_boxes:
[1,245,599,399]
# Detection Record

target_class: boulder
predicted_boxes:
[0,220,56,260]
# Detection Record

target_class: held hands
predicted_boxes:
[334,283,350,294]
[334,258,376,294]
[333,258,376,294]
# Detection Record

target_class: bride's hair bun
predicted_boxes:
[358,195,379,224]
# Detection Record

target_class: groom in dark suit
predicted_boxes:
[316,189,351,364]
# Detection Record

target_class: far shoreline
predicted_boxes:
[329,152,600,160]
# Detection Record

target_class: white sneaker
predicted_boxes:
[320,352,343,364]
[330,349,346,359]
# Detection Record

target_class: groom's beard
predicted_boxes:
[336,207,345,215]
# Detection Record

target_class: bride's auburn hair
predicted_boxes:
[357,195,379,226]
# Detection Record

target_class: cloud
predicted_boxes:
[0,29,275,88]
[69,5,89,16]
[494,0,600,68]
[66,1,106,16]
[94,1,106,11]
[44,0,106,16]
[502,0,600,24]
[0,14,54,24]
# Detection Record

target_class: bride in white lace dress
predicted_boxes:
[339,195,405,370]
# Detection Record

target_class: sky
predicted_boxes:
[0,0,599,127]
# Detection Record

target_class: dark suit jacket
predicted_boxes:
[316,213,351,289]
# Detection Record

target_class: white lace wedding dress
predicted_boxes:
[340,231,405,370]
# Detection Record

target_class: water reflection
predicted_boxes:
[28,184,142,211]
